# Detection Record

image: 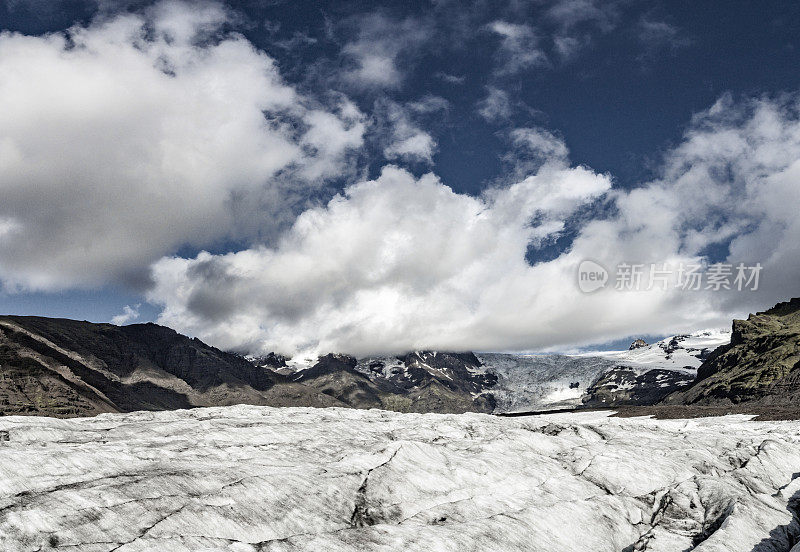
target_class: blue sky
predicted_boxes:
[0,0,799,355]
[4,1,799,194]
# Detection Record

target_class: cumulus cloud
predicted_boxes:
[148,150,613,356]
[5,1,799,357]
[630,94,800,309]
[0,0,365,291]
[111,304,140,325]
[378,99,446,165]
[505,128,571,174]
[148,93,800,357]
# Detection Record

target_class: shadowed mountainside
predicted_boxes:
[0,316,494,417]
[3,298,798,419]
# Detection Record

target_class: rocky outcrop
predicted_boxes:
[0,348,117,417]
[582,367,694,407]
[316,351,500,413]
[0,316,348,416]
[289,354,390,410]
[558,329,731,410]
[658,334,717,361]
[664,298,800,407]
[629,338,648,350]
[294,353,360,381]
[357,351,496,395]
[248,352,289,369]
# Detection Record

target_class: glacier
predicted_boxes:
[476,329,733,413]
[0,405,798,552]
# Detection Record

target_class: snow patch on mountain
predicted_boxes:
[475,329,731,412]
[251,330,732,414]
[588,329,732,374]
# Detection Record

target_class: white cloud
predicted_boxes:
[111,304,140,325]
[632,94,800,311]
[552,35,584,60]
[435,72,465,85]
[407,95,450,114]
[383,134,437,164]
[498,128,572,182]
[148,150,613,356]
[636,17,689,58]
[637,18,679,44]
[547,0,618,32]
[379,100,441,164]
[487,21,547,75]
[546,0,621,61]
[0,0,365,292]
[5,3,799,357]
[148,93,800,357]
[509,128,570,165]
[477,87,512,122]
[340,13,432,90]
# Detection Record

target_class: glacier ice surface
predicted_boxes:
[0,405,798,552]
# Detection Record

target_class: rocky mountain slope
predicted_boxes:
[351,351,497,413]
[457,330,732,414]
[277,351,498,414]
[664,298,800,408]
[0,405,798,551]
[0,315,352,416]
[0,317,493,417]
[332,332,733,415]
[7,299,795,418]
[594,329,731,369]
[579,329,731,408]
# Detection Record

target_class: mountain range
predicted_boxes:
[1,297,798,418]
[0,316,498,416]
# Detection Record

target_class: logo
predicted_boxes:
[577,260,608,293]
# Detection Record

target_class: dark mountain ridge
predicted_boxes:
[0,316,494,417]
[0,315,286,416]
[3,298,798,419]
[663,298,800,408]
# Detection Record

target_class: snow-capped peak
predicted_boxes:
[590,328,731,373]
